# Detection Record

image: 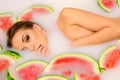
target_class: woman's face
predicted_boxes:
[12,24,48,53]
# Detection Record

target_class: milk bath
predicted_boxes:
[0,0,120,80]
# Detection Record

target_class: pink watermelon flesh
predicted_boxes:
[103,49,120,69]
[0,16,14,31]
[51,79,61,80]
[47,57,99,78]
[32,7,50,14]
[101,0,115,9]
[18,64,46,80]
[46,78,64,80]
[19,7,51,21]
[20,11,33,21]
[77,73,100,80]
[0,58,10,72]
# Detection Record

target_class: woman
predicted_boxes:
[7,7,120,55]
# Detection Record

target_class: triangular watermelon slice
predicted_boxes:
[98,0,115,12]
[99,46,120,70]
[37,75,69,80]
[17,5,54,21]
[0,54,15,72]
[0,50,21,72]
[0,13,15,31]
[16,60,48,80]
[44,53,100,79]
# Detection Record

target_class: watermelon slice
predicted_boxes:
[99,46,120,70]
[17,5,54,21]
[3,50,21,60]
[6,69,15,80]
[116,0,120,6]
[0,13,15,31]
[0,54,15,72]
[16,60,48,80]
[74,73,100,80]
[0,50,20,72]
[98,0,115,12]
[37,75,69,80]
[44,53,100,79]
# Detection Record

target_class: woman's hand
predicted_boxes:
[71,26,120,46]
[36,46,50,56]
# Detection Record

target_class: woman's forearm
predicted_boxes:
[71,26,120,46]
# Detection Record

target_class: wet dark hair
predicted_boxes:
[7,21,36,48]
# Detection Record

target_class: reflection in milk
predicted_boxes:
[0,0,120,80]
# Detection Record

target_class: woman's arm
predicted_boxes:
[58,8,120,46]
[71,26,120,46]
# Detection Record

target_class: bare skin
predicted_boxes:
[11,8,120,55]
[12,24,49,56]
[57,8,120,46]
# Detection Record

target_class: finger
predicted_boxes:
[37,46,43,55]
[41,47,47,56]
[37,46,47,56]
[44,48,50,56]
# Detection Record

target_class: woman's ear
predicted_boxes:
[33,24,42,31]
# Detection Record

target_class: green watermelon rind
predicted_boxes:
[0,54,15,64]
[99,45,116,69]
[37,75,69,80]
[16,60,48,71]
[0,13,13,17]
[0,44,3,50]
[3,50,21,60]
[31,5,54,12]
[16,8,32,21]
[74,74,81,80]
[0,13,16,23]
[17,5,54,21]
[6,69,15,80]
[116,0,120,6]
[97,0,111,12]
[44,53,101,75]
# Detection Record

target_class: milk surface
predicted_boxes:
[0,0,120,80]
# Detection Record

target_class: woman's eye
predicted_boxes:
[25,35,30,42]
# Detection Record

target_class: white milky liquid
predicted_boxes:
[0,0,120,80]
[101,62,120,80]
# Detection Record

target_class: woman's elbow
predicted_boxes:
[59,7,73,18]
[58,8,73,24]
